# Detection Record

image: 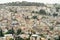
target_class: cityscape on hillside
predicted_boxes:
[0,1,60,40]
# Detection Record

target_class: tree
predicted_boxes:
[56,7,60,12]
[32,11,38,13]
[9,38,14,40]
[39,9,46,15]
[15,36,24,40]
[53,13,58,17]
[17,29,21,35]
[14,11,17,13]
[6,28,15,35]
[0,29,4,37]
[59,35,60,40]
[26,37,30,40]
[32,16,37,19]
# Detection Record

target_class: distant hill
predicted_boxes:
[0,1,46,6]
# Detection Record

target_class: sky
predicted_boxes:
[0,0,60,4]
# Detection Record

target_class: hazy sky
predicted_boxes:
[0,0,60,4]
